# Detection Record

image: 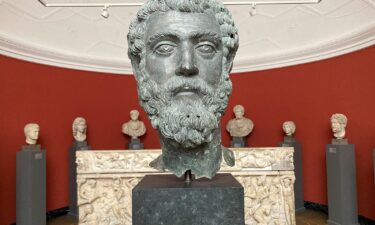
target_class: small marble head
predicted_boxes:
[83,204,94,215]
[87,179,97,188]
[233,105,245,119]
[330,113,347,139]
[72,117,87,142]
[130,110,140,121]
[24,123,40,145]
[283,177,293,187]
[282,121,296,136]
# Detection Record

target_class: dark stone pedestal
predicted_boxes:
[68,141,90,219]
[16,145,46,225]
[132,173,244,225]
[326,143,359,225]
[278,136,305,213]
[230,136,247,148]
[128,138,144,149]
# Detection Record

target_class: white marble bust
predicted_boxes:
[24,123,40,145]
[282,121,296,137]
[122,110,146,139]
[226,105,254,137]
[330,113,347,139]
[72,117,87,142]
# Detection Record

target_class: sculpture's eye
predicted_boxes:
[196,42,216,54]
[154,43,175,55]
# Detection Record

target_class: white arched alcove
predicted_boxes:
[0,0,374,74]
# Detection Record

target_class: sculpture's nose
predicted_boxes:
[175,45,198,76]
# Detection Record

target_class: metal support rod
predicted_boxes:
[38,0,321,7]
[184,170,193,182]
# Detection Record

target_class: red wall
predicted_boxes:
[1,46,375,224]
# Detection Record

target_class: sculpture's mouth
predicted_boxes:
[173,85,200,97]
[331,126,340,131]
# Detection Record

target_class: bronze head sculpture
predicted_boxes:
[127,0,239,179]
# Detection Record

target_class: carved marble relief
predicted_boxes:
[76,150,161,173]
[235,173,296,225]
[77,176,142,225]
[221,148,294,171]
[77,148,295,225]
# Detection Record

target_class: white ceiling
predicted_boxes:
[0,0,374,75]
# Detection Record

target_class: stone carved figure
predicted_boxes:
[253,199,275,225]
[122,110,146,139]
[76,157,88,171]
[127,0,239,178]
[226,105,254,137]
[79,204,95,224]
[79,179,98,205]
[234,174,294,225]
[24,123,40,145]
[77,176,142,225]
[330,113,347,139]
[282,176,296,225]
[73,117,87,142]
[282,121,296,137]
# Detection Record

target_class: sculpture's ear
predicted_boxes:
[227,61,234,73]
[225,55,235,74]
[130,59,142,80]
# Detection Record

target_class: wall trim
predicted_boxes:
[1,23,374,75]
[8,203,375,224]
[9,207,69,225]
[0,34,132,75]
[304,201,375,225]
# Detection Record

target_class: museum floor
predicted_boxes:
[47,209,328,225]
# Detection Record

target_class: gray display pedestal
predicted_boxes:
[132,173,244,225]
[16,145,46,225]
[278,136,305,213]
[230,136,247,147]
[128,138,144,149]
[68,141,90,219]
[326,139,359,225]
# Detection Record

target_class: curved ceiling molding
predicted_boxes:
[233,23,375,73]
[0,33,131,74]
[0,0,374,75]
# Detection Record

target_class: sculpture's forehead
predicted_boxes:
[234,107,244,112]
[145,11,221,40]
[29,125,39,130]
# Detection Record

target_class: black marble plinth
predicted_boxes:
[68,141,90,219]
[17,146,46,225]
[326,143,359,225]
[230,136,247,147]
[132,173,244,225]
[128,138,144,149]
[278,136,305,213]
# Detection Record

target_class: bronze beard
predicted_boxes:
[135,67,232,178]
